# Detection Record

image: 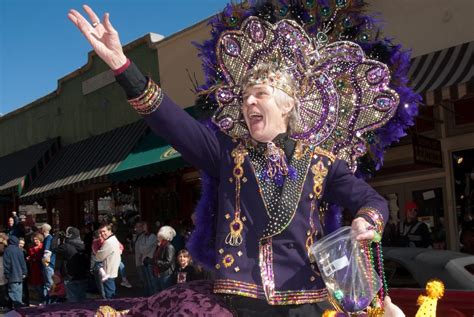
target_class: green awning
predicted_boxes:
[110,132,188,181]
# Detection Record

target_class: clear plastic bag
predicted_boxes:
[310,226,381,313]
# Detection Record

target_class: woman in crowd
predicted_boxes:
[27,233,44,301]
[134,221,156,296]
[151,226,176,292]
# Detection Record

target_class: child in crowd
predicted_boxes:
[91,232,109,282]
[49,273,66,303]
[174,249,196,284]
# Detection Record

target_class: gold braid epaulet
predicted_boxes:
[313,147,336,163]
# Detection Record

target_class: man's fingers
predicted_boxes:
[68,10,98,46]
[67,12,78,25]
[356,230,375,241]
[103,12,116,33]
[69,9,92,31]
[83,4,101,25]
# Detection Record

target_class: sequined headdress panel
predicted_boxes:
[212,16,399,170]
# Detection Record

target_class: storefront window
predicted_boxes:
[77,185,138,227]
[78,191,96,225]
[19,201,47,228]
[412,187,446,249]
[452,149,474,254]
[97,186,138,226]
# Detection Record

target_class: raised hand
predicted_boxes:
[68,5,127,70]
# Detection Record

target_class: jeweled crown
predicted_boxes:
[243,63,297,98]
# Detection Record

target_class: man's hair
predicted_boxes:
[33,233,44,242]
[273,88,300,134]
[99,223,113,232]
[41,223,52,233]
[241,63,300,134]
[158,225,176,242]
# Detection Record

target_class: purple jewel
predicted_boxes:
[248,20,265,43]
[366,66,385,85]
[341,296,356,312]
[374,96,394,110]
[356,296,370,310]
[268,154,279,162]
[218,117,234,130]
[225,256,232,263]
[217,88,234,103]
[223,36,240,57]
[232,222,241,231]
[354,142,366,154]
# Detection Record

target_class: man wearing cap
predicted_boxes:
[399,201,432,248]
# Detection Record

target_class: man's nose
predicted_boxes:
[244,94,257,106]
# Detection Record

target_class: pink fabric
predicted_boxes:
[92,238,104,255]
[51,282,66,297]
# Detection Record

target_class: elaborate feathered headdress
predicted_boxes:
[188,0,420,268]
[195,0,420,174]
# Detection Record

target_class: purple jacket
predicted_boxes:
[142,93,388,305]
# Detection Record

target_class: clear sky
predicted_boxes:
[0,0,230,116]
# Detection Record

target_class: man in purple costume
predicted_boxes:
[68,4,392,316]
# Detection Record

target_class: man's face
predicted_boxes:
[99,227,111,240]
[7,218,14,226]
[242,84,290,143]
[407,207,417,222]
[19,240,25,249]
[135,223,143,234]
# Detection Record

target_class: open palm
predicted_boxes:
[68,5,127,70]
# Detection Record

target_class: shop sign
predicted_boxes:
[412,134,442,167]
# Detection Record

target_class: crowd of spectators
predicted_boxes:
[0,211,207,312]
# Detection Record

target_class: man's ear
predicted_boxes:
[281,98,295,115]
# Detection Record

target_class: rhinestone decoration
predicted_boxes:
[213,17,339,147]
[248,142,313,239]
[211,17,399,172]
[223,254,235,268]
[225,144,248,247]
[313,41,399,171]
[222,35,241,57]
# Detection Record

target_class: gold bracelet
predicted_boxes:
[356,207,384,233]
[128,79,163,115]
